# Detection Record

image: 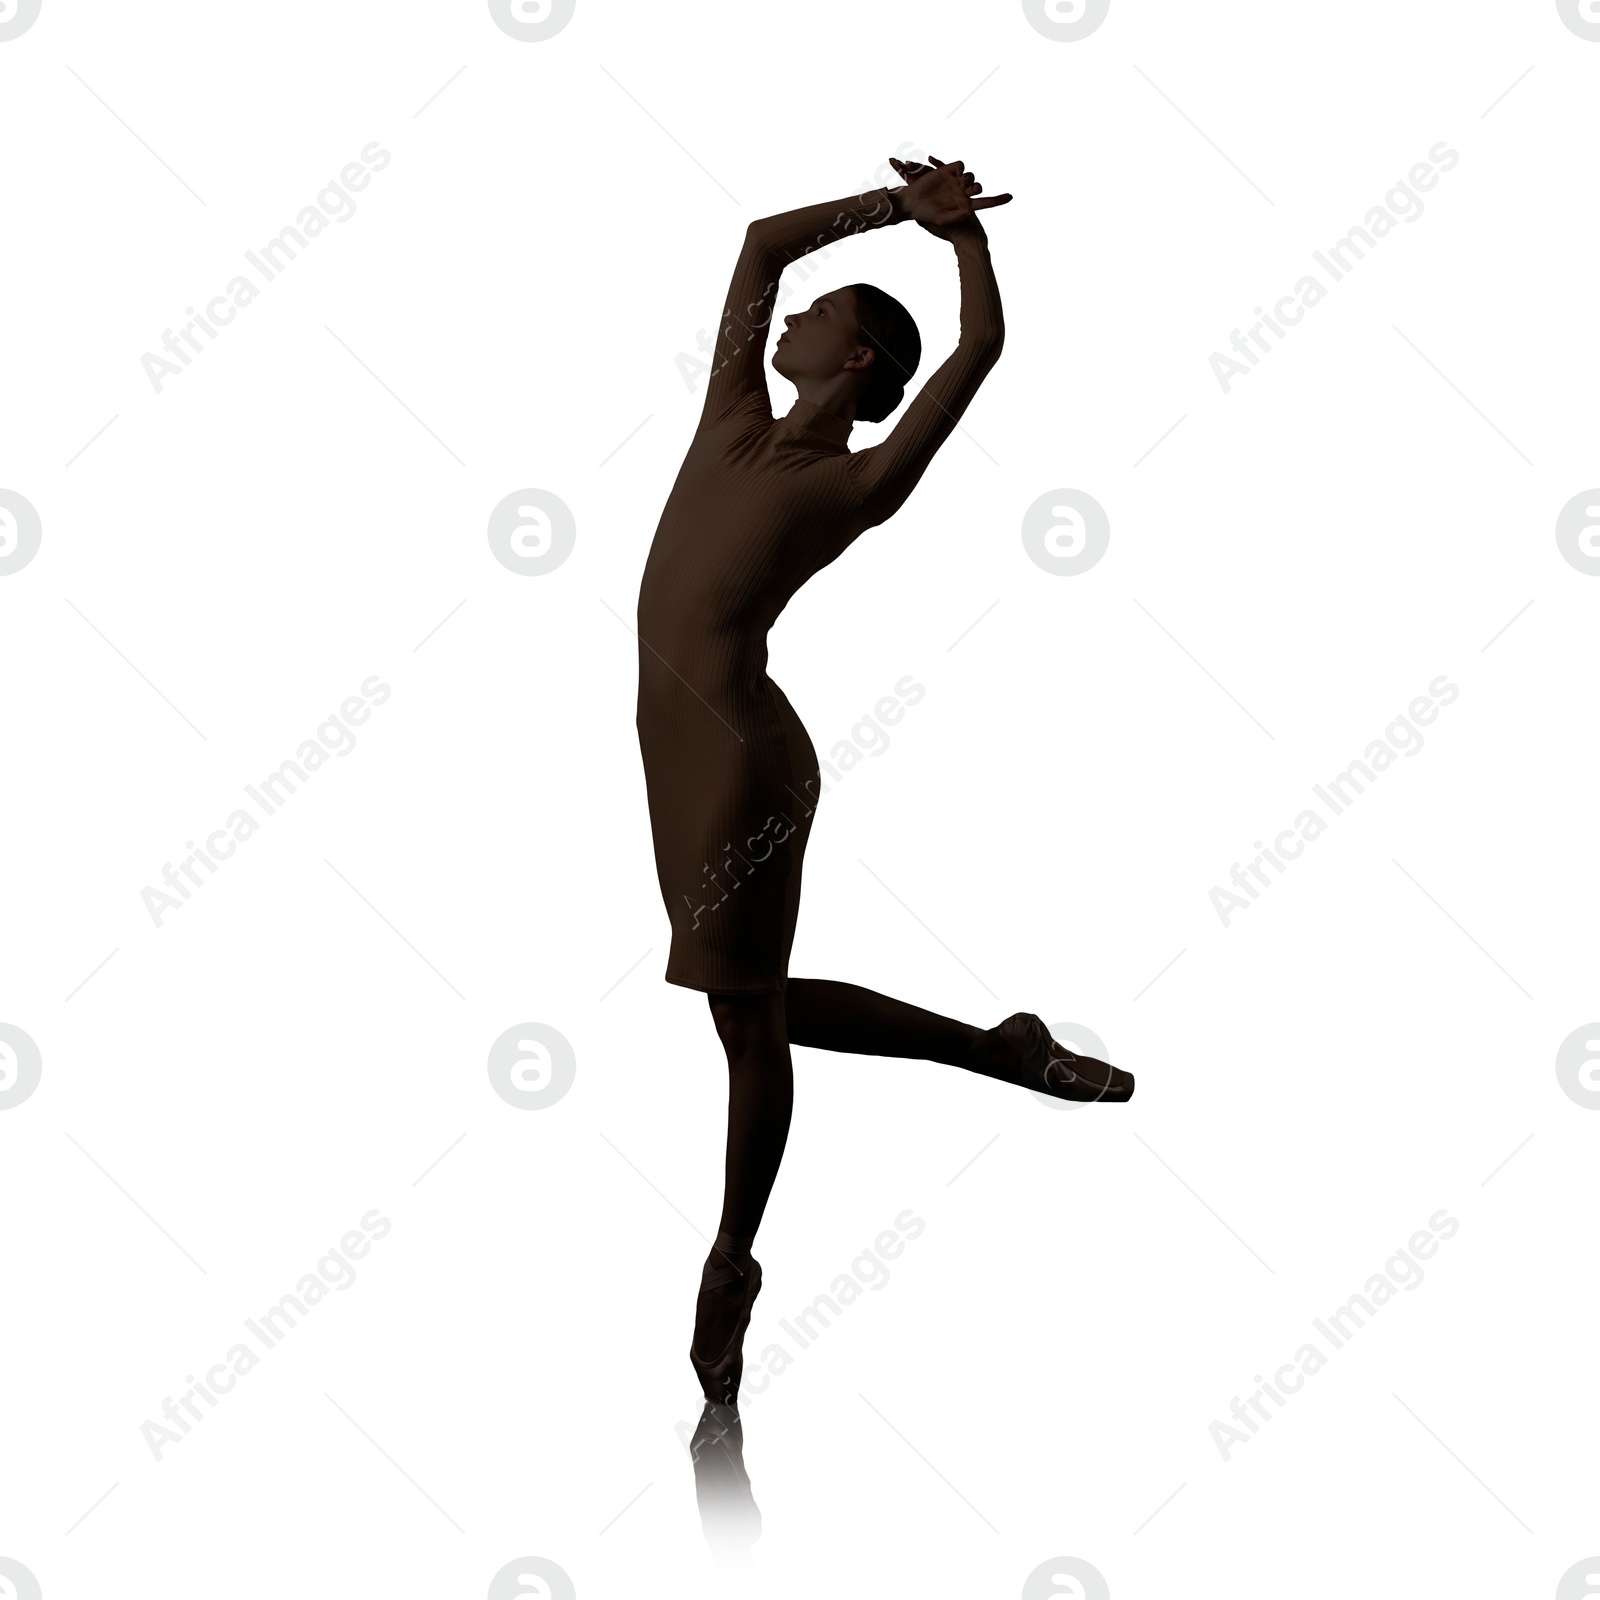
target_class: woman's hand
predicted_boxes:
[889,155,1012,239]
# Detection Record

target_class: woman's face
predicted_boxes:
[771,289,871,386]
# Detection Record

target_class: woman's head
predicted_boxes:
[772,283,920,424]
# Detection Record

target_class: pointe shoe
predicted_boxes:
[997,1012,1135,1103]
[690,1256,763,1409]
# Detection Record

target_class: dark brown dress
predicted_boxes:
[636,184,1004,992]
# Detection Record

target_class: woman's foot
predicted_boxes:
[982,1012,1135,1102]
[691,1245,763,1408]
[692,1265,749,1365]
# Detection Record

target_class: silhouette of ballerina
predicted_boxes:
[634,155,1135,1413]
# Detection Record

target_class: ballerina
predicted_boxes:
[634,154,1135,1409]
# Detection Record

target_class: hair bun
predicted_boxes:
[848,282,921,425]
[858,382,905,426]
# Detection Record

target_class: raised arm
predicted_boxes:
[697,185,905,432]
[848,220,1005,526]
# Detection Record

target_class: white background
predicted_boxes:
[1,2,1596,1596]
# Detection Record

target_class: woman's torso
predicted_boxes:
[636,395,869,701]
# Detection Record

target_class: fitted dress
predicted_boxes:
[635,184,1004,993]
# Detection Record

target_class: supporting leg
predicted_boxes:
[694,990,790,1369]
[706,989,792,1247]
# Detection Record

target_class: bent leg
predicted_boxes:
[783,977,1133,1099]
[784,977,993,1073]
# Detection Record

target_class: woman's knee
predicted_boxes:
[707,990,785,1056]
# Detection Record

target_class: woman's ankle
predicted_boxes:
[704,1230,754,1277]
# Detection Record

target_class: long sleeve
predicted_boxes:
[848,227,1004,526]
[697,186,901,433]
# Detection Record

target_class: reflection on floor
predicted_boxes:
[689,1399,761,1575]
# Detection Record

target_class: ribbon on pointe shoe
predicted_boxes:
[701,1229,755,1292]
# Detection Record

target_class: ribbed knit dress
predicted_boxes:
[636,183,1004,993]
